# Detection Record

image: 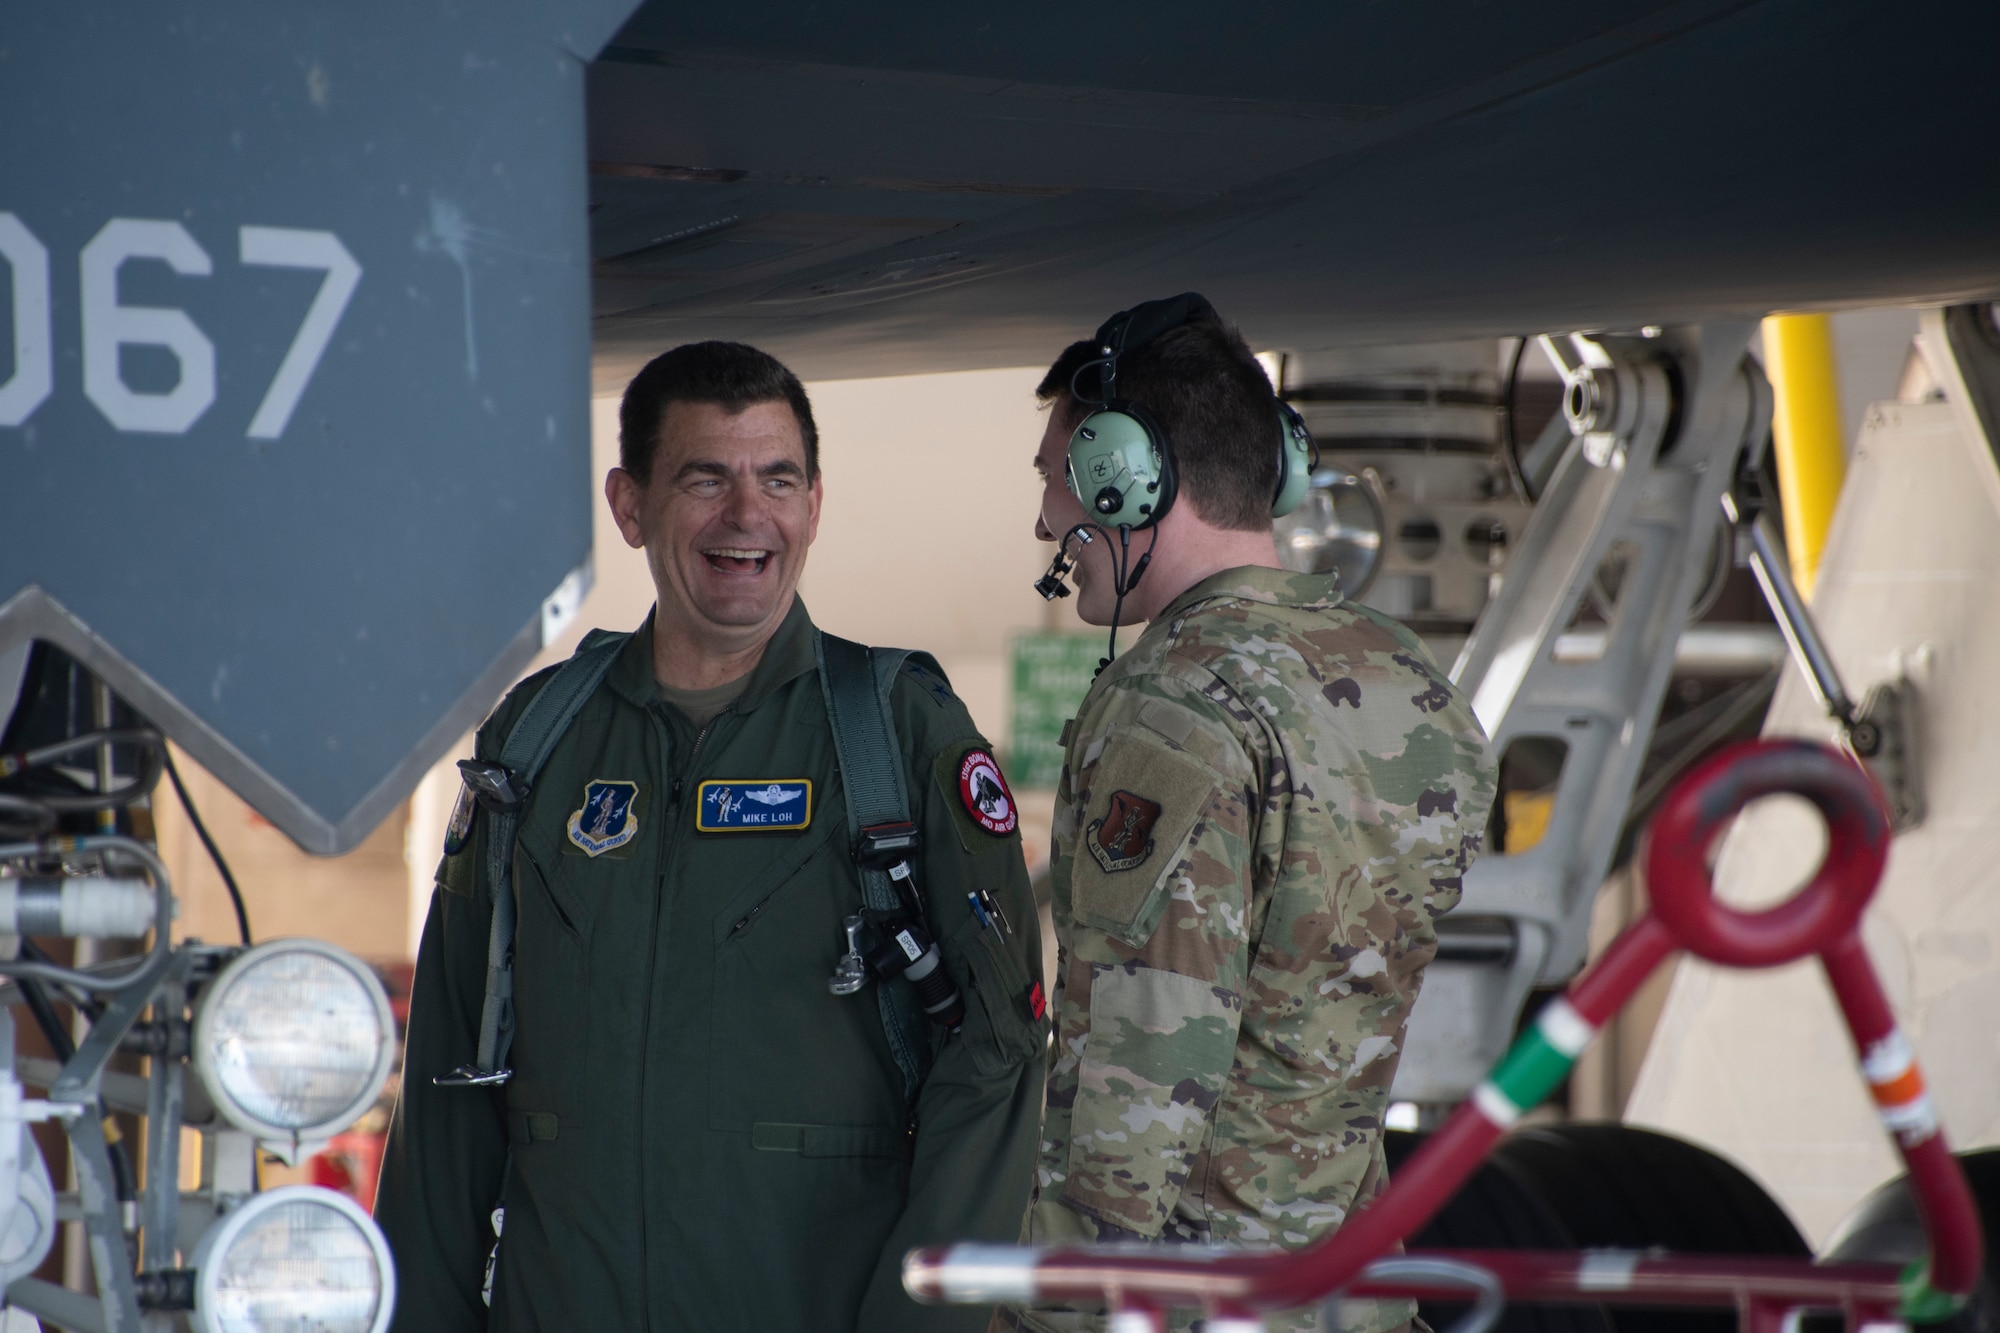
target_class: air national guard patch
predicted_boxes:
[697,780,812,832]
[956,749,1018,836]
[567,780,640,857]
[1087,789,1162,873]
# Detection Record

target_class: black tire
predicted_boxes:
[1385,1125,1806,1333]
[1809,1148,2000,1333]
[1384,1130,1614,1333]
[1489,1124,1807,1333]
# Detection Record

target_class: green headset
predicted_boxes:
[1064,292,1318,530]
[1042,293,1319,674]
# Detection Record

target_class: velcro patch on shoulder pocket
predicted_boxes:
[1070,728,1220,947]
[1062,963,1236,1236]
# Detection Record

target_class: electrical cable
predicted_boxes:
[17,939,101,1021]
[16,974,75,1064]
[0,729,164,813]
[162,749,251,945]
[0,793,56,838]
[1096,523,1159,674]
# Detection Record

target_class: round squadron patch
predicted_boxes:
[956,748,1018,836]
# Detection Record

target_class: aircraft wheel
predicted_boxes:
[1811,1148,2000,1333]
[1384,1124,1806,1333]
[1383,1130,1614,1333]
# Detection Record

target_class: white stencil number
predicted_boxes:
[0,213,52,428]
[81,219,216,433]
[239,226,361,440]
[0,212,361,438]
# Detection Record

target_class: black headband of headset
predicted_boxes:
[1075,291,1219,406]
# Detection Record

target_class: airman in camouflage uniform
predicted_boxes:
[1012,297,1494,1332]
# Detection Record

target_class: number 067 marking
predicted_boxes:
[0,212,361,439]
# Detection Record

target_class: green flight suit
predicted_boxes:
[376,599,1047,1333]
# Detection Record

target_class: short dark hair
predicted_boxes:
[1036,308,1278,531]
[618,341,819,483]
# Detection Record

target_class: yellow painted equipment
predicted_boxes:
[1762,314,1848,598]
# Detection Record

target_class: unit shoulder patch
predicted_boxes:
[567,779,639,857]
[956,748,1018,836]
[443,779,477,856]
[1086,789,1163,872]
[696,779,812,833]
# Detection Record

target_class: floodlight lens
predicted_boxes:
[202,945,388,1137]
[1274,465,1384,596]
[197,1189,391,1333]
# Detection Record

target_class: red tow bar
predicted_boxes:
[904,739,1983,1329]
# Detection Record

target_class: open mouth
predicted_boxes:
[703,546,771,575]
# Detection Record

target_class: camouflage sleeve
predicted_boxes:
[1043,684,1261,1240]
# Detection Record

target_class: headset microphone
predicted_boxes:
[1033,525,1095,601]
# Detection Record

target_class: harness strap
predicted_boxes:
[815,630,932,1101]
[456,631,628,1085]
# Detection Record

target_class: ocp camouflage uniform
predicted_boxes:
[1014,566,1494,1333]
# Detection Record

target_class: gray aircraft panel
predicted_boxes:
[586,0,2000,383]
[1,0,639,853]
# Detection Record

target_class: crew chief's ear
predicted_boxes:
[605,468,646,550]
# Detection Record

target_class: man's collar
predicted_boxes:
[1152,564,1344,624]
[605,597,820,713]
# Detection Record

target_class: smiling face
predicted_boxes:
[1033,403,1123,625]
[608,398,822,661]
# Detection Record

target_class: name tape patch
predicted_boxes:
[697,779,813,833]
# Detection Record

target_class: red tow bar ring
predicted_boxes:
[1644,738,1891,969]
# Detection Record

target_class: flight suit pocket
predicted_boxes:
[944,910,1045,1080]
[1069,727,1221,948]
[514,837,594,943]
[1062,962,1236,1237]
[708,821,906,1134]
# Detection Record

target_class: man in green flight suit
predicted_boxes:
[1008,297,1495,1332]
[377,342,1047,1332]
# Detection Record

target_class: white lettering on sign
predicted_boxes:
[81,219,217,433]
[239,226,361,439]
[0,213,361,439]
[0,214,53,428]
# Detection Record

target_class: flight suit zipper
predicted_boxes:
[634,709,719,1332]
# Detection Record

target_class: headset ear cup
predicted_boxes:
[1068,404,1173,529]
[1271,404,1317,517]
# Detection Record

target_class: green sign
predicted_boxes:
[1007,633,1101,789]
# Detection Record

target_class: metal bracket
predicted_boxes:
[1854,677,1922,831]
[1397,324,1764,1105]
[1720,474,1924,831]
